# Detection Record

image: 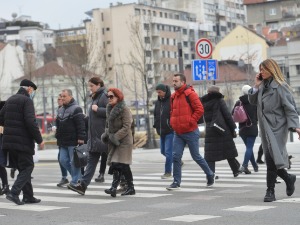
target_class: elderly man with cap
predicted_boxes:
[153,84,174,179]
[0,79,44,205]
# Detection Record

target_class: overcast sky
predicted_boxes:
[0,0,136,29]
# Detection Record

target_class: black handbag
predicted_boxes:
[73,144,88,168]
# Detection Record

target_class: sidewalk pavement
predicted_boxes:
[37,137,300,164]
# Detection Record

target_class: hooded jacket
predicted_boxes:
[170,84,204,134]
[153,85,173,137]
[201,92,238,161]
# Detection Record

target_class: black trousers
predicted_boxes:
[207,158,240,174]
[98,152,107,174]
[9,151,34,198]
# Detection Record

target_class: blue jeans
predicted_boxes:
[58,150,68,178]
[160,132,174,174]
[59,146,82,185]
[240,135,257,168]
[172,128,213,185]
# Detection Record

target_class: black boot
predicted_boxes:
[0,185,10,196]
[277,169,296,196]
[104,170,120,197]
[256,145,264,164]
[121,181,135,196]
[95,173,105,183]
[264,188,276,202]
[264,171,277,202]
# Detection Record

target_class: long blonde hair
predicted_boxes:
[259,58,285,85]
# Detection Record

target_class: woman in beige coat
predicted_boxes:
[101,88,134,197]
[249,58,300,202]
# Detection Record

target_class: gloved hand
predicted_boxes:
[101,132,109,144]
[109,133,120,146]
[232,131,237,138]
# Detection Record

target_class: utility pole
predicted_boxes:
[285,57,293,142]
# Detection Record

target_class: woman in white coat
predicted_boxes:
[248,58,300,202]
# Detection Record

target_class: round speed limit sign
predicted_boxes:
[195,38,213,59]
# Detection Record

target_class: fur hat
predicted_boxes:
[155,83,167,92]
[208,85,220,93]
[20,79,37,90]
[242,85,251,95]
[108,88,124,102]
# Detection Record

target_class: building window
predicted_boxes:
[143,9,146,15]
[296,65,300,75]
[166,38,169,45]
[173,39,176,45]
[182,29,187,35]
[144,23,150,30]
[106,27,110,31]
[109,67,112,71]
[153,11,156,17]
[167,51,170,58]
[191,54,195,59]
[102,28,105,35]
[165,12,168,18]
[107,41,111,44]
[160,12,163,17]
[183,41,188,47]
[184,54,189,60]
[147,64,152,70]
[161,25,164,31]
[161,38,165,44]
[269,8,277,16]
[135,8,141,16]
[101,13,104,21]
[108,54,112,57]
[162,51,165,57]
[145,51,151,57]
[144,37,150,43]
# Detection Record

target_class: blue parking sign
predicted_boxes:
[192,59,218,81]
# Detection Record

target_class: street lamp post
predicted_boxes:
[285,57,293,142]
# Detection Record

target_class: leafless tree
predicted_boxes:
[117,15,165,148]
[56,25,109,113]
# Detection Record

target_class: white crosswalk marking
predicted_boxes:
[161,214,221,222]
[0,202,68,212]
[224,205,277,212]
[2,163,300,217]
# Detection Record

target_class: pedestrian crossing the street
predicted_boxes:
[1,162,300,223]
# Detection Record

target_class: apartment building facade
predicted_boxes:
[139,0,247,43]
[85,2,211,104]
[244,0,300,31]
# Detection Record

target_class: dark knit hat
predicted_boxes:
[108,88,124,102]
[155,84,167,92]
[20,79,37,90]
[207,85,220,93]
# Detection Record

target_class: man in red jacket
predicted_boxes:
[166,74,215,190]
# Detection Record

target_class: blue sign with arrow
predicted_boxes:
[192,59,218,81]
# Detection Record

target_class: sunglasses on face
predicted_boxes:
[107,95,115,100]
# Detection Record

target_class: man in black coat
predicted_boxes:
[153,84,174,179]
[56,89,85,187]
[0,79,44,205]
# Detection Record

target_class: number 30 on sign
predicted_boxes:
[195,38,213,59]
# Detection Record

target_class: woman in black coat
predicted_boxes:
[201,86,240,177]
[232,85,258,174]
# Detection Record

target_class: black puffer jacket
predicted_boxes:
[153,85,173,137]
[0,88,43,154]
[55,99,85,146]
[233,95,258,137]
[87,87,108,153]
[201,92,238,162]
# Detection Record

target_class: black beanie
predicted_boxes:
[155,84,167,92]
